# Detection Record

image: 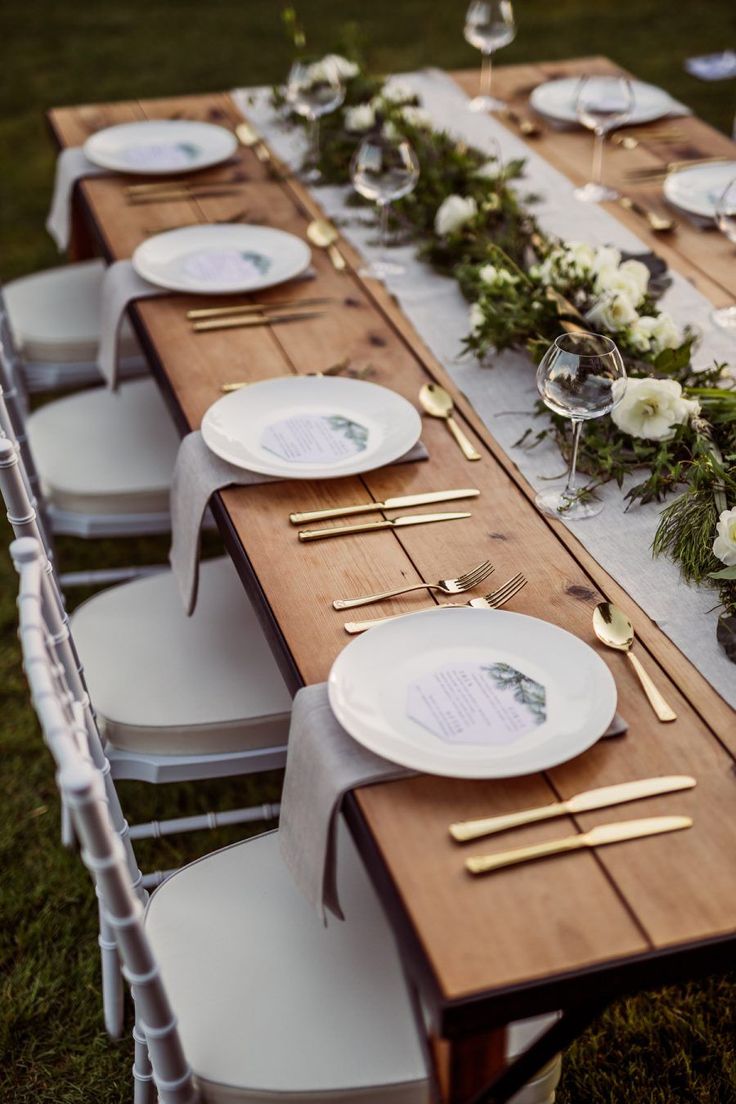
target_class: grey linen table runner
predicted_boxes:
[169,431,429,615]
[46,147,108,251]
[279,683,628,921]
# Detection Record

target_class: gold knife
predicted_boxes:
[290,489,480,525]
[187,296,333,320]
[193,310,324,333]
[298,511,471,543]
[466,815,692,875]
[450,775,696,842]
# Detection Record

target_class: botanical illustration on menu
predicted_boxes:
[182,249,272,286]
[261,412,369,463]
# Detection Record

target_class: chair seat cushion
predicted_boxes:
[4,259,142,364]
[27,378,179,516]
[145,825,430,1104]
[71,557,292,755]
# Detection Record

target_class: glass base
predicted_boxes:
[468,94,507,112]
[574,181,619,203]
[535,487,603,521]
[711,305,736,332]
[358,259,406,280]
[300,165,323,184]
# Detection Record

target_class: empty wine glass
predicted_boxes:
[350,130,420,279]
[286,58,345,182]
[574,75,634,203]
[535,331,627,520]
[712,177,736,332]
[464,0,516,112]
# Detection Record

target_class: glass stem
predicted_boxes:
[480,50,493,101]
[378,200,390,262]
[309,117,320,169]
[592,129,605,186]
[565,419,583,496]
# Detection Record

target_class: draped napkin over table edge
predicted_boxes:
[169,430,429,615]
[279,683,629,922]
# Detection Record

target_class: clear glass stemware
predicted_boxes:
[286,58,345,182]
[350,130,420,280]
[535,331,627,520]
[712,176,736,333]
[464,0,516,113]
[574,75,634,203]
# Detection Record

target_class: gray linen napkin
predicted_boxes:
[46,148,109,251]
[279,682,629,922]
[97,261,169,388]
[169,430,429,615]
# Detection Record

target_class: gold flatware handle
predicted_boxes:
[466,834,585,874]
[626,652,677,722]
[193,310,324,333]
[188,297,331,320]
[450,802,565,842]
[344,612,409,632]
[327,243,347,271]
[291,502,386,524]
[335,581,440,609]
[299,518,393,542]
[445,415,481,461]
[128,187,240,204]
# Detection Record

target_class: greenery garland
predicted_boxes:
[275,40,736,659]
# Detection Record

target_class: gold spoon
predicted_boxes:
[419,383,481,461]
[593,602,676,722]
[618,196,677,234]
[235,122,270,162]
[307,219,347,271]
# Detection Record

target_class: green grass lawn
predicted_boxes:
[2,2,736,1101]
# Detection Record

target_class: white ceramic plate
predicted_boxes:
[328,607,616,778]
[663,161,736,219]
[530,77,681,127]
[200,375,422,479]
[132,224,312,295]
[84,119,237,175]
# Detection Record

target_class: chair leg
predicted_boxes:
[132,1020,157,1104]
[60,798,76,849]
[99,905,125,1039]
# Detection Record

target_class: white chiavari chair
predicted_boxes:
[14,535,562,1104]
[3,259,147,393]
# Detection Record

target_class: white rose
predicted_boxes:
[627,316,656,353]
[713,507,736,567]
[380,80,414,105]
[469,302,485,334]
[344,103,376,132]
[474,158,502,179]
[400,105,432,128]
[321,54,359,80]
[478,263,519,287]
[434,194,478,236]
[586,291,639,332]
[591,245,622,275]
[565,241,596,276]
[649,312,681,352]
[596,259,650,304]
[611,377,701,441]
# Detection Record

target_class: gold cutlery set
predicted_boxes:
[125,178,243,205]
[292,488,479,544]
[187,296,332,334]
[453,774,695,875]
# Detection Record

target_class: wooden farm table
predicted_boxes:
[48,58,736,1104]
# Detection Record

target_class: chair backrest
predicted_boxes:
[13,536,199,1104]
[0,287,29,419]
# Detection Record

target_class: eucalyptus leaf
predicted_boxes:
[716,613,736,663]
[708,565,736,580]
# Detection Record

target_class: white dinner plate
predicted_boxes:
[132,224,312,295]
[200,375,422,479]
[663,161,736,220]
[84,119,237,175]
[530,77,682,128]
[328,607,617,778]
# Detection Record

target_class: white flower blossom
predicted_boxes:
[344,103,376,132]
[469,302,485,334]
[586,291,639,332]
[595,258,650,304]
[611,377,700,441]
[478,263,519,288]
[321,54,359,80]
[565,241,596,276]
[626,313,682,355]
[713,507,736,567]
[434,194,478,236]
[474,159,502,179]
[399,105,432,128]
[380,81,414,105]
[591,245,622,275]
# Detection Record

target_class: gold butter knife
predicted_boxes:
[193,309,324,333]
[290,489,479,524]
[450,775,696,842]
[466,815,693,875]
[298,511,471,543]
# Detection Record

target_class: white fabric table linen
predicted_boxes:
[238,69,736,709]
[46,147,109,251]
[97,260,169,387]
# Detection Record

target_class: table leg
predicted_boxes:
[67,190,96,262]
[430,1027,508,1104]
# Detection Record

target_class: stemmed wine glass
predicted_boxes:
[350,129,420,279]
[286,58,345,182]
[574,75,634,203]
[535,331,627,520]
[464,0,516,113]
[712,177,736,333]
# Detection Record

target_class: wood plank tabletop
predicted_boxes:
[47,58,736,1040]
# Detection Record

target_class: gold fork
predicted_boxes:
[344,572,527,633]
[333,559,494,610]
